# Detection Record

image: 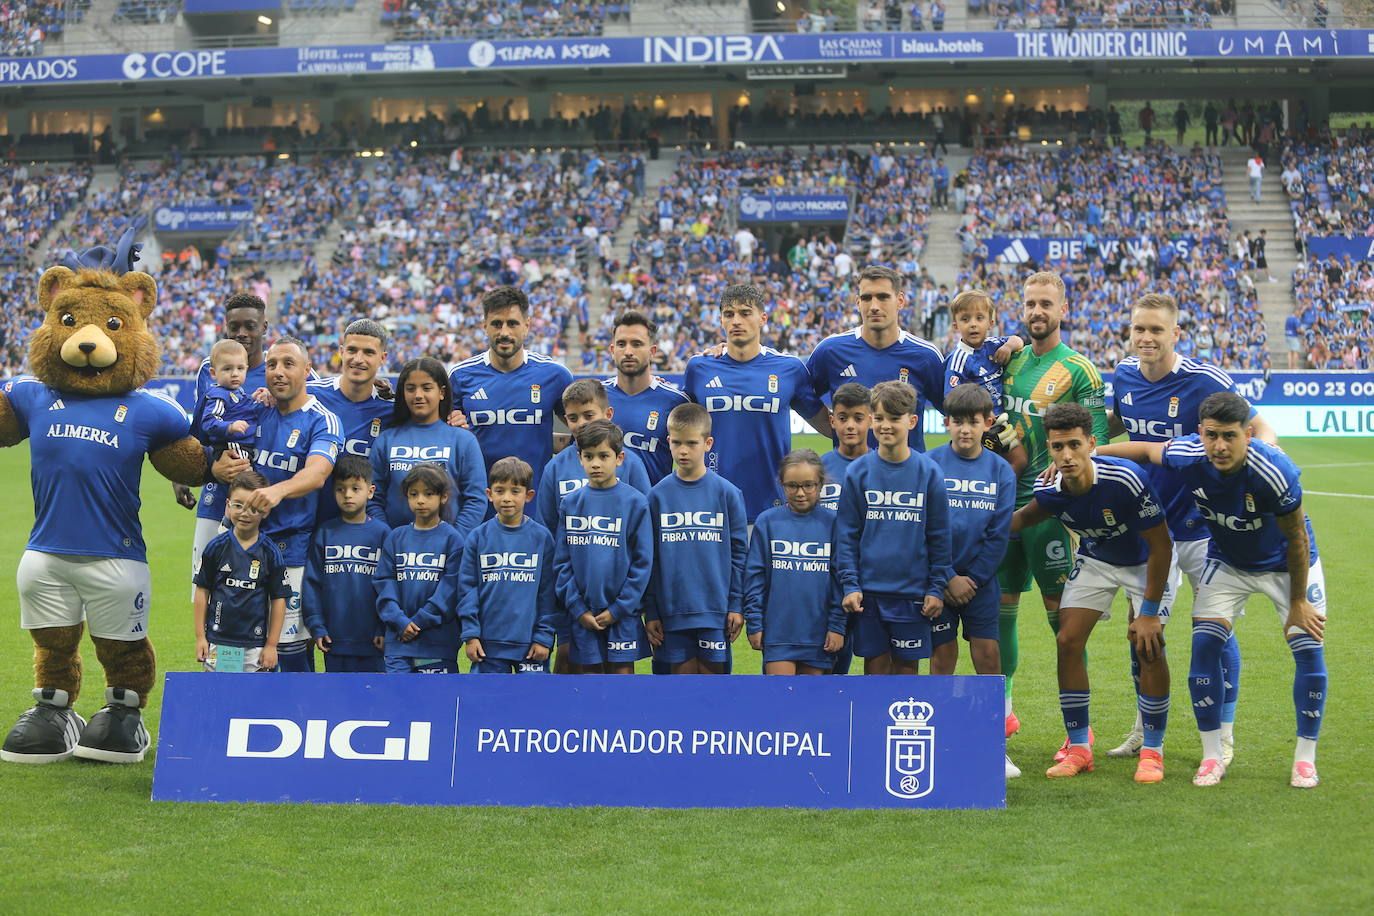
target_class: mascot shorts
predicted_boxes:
[19,550,151,640]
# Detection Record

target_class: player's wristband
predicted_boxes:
[1138,598,1162,618]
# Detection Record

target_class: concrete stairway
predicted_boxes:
[1219,147,1297,362]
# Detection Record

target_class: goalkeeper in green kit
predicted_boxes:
[997,271,1109,758]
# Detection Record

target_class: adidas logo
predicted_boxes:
[131,622,144,634]
[49,399,65,411]
[1301,709,1322,718]
[705,376,724,389]
[1193,696,1214,708]
[1193,488,1207,499]
[997,239,1032,264]
[220,564,233,572]
[840,364,858,378]
[471,388,489,400]
[1120,392,1133,406]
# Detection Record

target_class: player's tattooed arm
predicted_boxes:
[1251,412,1279,446]
[805,408,833,437]
[1105,410,1128,439]
[1277,508,1324,641]
[1091,440,1166,465]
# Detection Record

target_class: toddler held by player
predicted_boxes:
[945,290,1027,474]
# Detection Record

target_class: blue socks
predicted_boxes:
[1288,634,1327,741]
[1221,631,1241,726]
[1060,690,1091,746]
[1139,693,1169,751]
[1189,621,1229,733]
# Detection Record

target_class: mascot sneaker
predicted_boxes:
[73,688,150,764]
[1,688,87,764]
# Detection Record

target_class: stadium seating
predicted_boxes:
[1279,135,1374,240]
[113,0,178,24]
[381,0,625,40]
[974,0,1222,28]
[1291,257,1373,369]
[0,163,91,266]
[271,147,640,368]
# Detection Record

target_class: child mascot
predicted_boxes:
[0,221,207,764]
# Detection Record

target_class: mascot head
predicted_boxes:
[29,218,161,396]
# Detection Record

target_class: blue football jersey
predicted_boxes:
[306,377,394,523]
[3,378,190,562]
[449,351,573,493]
[193,530,292,648]
[535,442,652,532]
[601,375,690,484]
[194,359,317,522]
[1033,456,1167,567]
[945,337,1011,415]
[805,327,945,450]
[1161,436,1318,573]
[1111,355,1251,542]
[198,384,261,446]
[819,449,860,512]
[252,395,344,566]
[683,347,825,522]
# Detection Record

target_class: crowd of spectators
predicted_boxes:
[1279,132,1374,241]
[270,146,639,368]
[113,0,178,24]
[381,0,623,40]
[977,0,1224,28]
[1,0,78,57]
[1,164,91,266]
[1290,257,1372,370]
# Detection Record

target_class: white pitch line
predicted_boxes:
[1305,490,1374,500]
[1303,462,1374,469]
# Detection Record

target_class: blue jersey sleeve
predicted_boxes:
[966,460,1016,587]
[803,346,829,403]
[727,483,748,614]
[453,430,489,535]
[834,464,864,595]
[307,409,343,464]
[1251,448,1304,515]
[923,468,952,598]
[681,358,701,404]
[415,533,462,630]
[553,511,590,618]
[534,529,559,648]
[1127,474,1167,532]
[742,520,769,635]
[366,431,390,522]
[374,532,408,632]
[608,498,653,623]
[1161,436,1209,471]
[921,346,946,413]
[457,528,483,642]
[788,359,825,421]
[145,390,193,452]
[535,456,560,531]
[301,528,328,638]
[198,390,236,443]
[623,450,652,495]
[266,544,292,600]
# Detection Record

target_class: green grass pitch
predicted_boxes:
[0,438,1371,912]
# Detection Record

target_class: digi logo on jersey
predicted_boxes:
[256,450,301,473]
[324,544,380,563]
[945,478,998,495]
[819,482,842,504]
[704,395,781,414]
[559,478,590,496]
[864,490,924,508]
[1121,416,1187,439]
[1199,504,1264,531]
[770,540,830,558]
[480,552,540,570]
[886,698,935,800]
[624,431,659,453]
[226,718,432,761]
[566,515,623,533]
[468,408,543,426]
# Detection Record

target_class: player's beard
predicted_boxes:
[617,356,648,379]
[1027,319,1059,341]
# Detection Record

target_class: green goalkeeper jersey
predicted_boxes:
[1002,341,1109,504]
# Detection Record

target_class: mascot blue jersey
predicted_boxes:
[3,377,189,562]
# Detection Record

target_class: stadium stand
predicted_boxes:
[381,0,627,40]
[1,163,92,265]
[0,0,83,56]
[113,0,178,24]
[1291,257,1373,369]
[974,0,1223,28]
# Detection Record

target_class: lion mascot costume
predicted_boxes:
[0,220,207,764]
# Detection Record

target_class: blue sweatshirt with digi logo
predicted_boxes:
[835,450,952,614]
[369,420,488,534]
[458,516,559,660]
[743,506,847,649]
[374,522,464,659]
[928,445,1015,589]
[301,516,391,656]
[535,443,652,532]
[553,482,654,623]
[646,471,748,631]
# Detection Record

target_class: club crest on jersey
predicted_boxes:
[899,368,910,385]
[530,384,541,404]
[1168,396,1180,418]
[249,560,261,580]
[886,698,935,800]
[1245,493,1256,513]
[1045,380,1057,397]
[767,374,778,394]
[370,418,382,437]
[114,404,127,423]
[1102,508,1117,527]
[647,410,660,431]
[287,429,301,449]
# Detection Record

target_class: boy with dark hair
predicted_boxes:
[553,421,653,673]
[302,455,391,673]
[647,403,749,674]
[193,471,291,673]
[835,381,952,675]
[820,382,872,513]
[461,457,559,673]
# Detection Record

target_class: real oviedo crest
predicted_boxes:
[885,698,935,800]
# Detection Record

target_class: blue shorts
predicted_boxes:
[659,626,731,665]
[932,585,1001,647]
[763,644,835,671]
[852,598,931,661]
[323,653,385,673]
[276,641,315,672]
[384,655,457,674]
[476,658,549,674]
[569,615,650,666]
